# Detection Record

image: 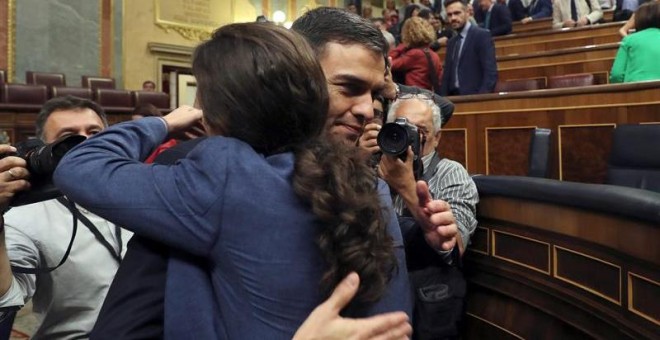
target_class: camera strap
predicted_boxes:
[11,198,79,274]
[56,197,123,264]
[422,153,443,184]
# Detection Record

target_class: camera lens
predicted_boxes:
[377,123,409,156]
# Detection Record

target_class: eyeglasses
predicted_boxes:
[396,91,434,101]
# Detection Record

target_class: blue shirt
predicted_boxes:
[54,118,413,339]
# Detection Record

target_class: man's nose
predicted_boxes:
[353,94,375,122]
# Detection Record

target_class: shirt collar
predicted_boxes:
[460,21,472,38]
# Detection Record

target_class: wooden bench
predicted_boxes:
[437,81,660,183]
[510,9,614,34]
[497,43,619,68]
[464,175,660,339]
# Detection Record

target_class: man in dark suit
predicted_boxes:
[440,0,498,96]
[520,0,553,23]
[473,0,513,36]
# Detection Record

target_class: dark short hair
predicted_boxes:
[192,23,328,155]
[444,0,467,9]
[635,1,660,31]
[292,7,389,59]
[36,96,108,140]
[142,80,156,87]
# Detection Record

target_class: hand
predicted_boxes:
[293,272,411,340]
[521,17,532,24]
[357,123,382,161]
[437,37,448,45]
[378,148,416,196]
[577,17,589,27]
[413,181,458,252]
[0,145,31,212]
[163,105,205,136]
[563,19,576,28]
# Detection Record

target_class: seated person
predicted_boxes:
[614,0,652,21]
[508,0,553,23]
[552,0,603,28]
[610,1,660,83]
[55,22,423,338]
[473,0,513,36]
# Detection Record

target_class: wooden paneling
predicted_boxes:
[496,34,620,57]
[444,81,660,183]
[497,43,618,69]
[558,124,615,183]
[493,230,550,274]
[499,57,615,82]
[438,128,467,168]
[494,21,623,47]
[465,193,660,339]
[628,273,660,326]
[554,246,621,304]
[486,127,534,176]
[511,17,552,34]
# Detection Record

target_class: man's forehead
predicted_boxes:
[319,42,386,84]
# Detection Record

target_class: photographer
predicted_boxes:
[360,90,478,337]
[0,96,132,339]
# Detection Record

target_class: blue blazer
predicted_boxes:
[440,25,498,96]
[528,0,553,19]
[473,3,512,36]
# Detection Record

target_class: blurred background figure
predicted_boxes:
[142,80,156,91]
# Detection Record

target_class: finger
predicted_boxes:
[364,123,382,132]
[0,145,16,155]
[5,167,29,181]
[416,180,432,208]
[324,272,360,313]
[359,312,410,339]
[441,238,458,251]
[423,197,451,213]
[433,223,458,238]
[0,156,27,173]
[0,180,31,198]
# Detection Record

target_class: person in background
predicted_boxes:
[610,1,660,83]
[552,0,603,28]
[473,0,513,36]
[441,0,498,95]
[390,17,444,92]
[508,0,553,23]
[142,80,156,91]
[372,17,398,47]
[0,96,131,339]
[419,9,456,49]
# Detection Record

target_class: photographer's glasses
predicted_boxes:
[396,92,434,101]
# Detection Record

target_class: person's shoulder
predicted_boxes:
[436,158,471,176]
[3,199,65,236]
[470,25,492,37]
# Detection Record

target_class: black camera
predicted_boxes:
[377,117,424,179]
[7,134,86,207]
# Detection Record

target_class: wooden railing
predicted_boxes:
[437,80,660,184]
[463,175,660,339]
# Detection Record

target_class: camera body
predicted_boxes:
[377,117,423,179]
[7,134,86,207]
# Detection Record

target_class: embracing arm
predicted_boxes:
[54,108,221,257]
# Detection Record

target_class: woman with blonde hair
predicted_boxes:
[389,16,443,93]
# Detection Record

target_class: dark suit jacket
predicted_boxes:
[528,0,553,19]
[440,24,498,96]
[473,2,512,36]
